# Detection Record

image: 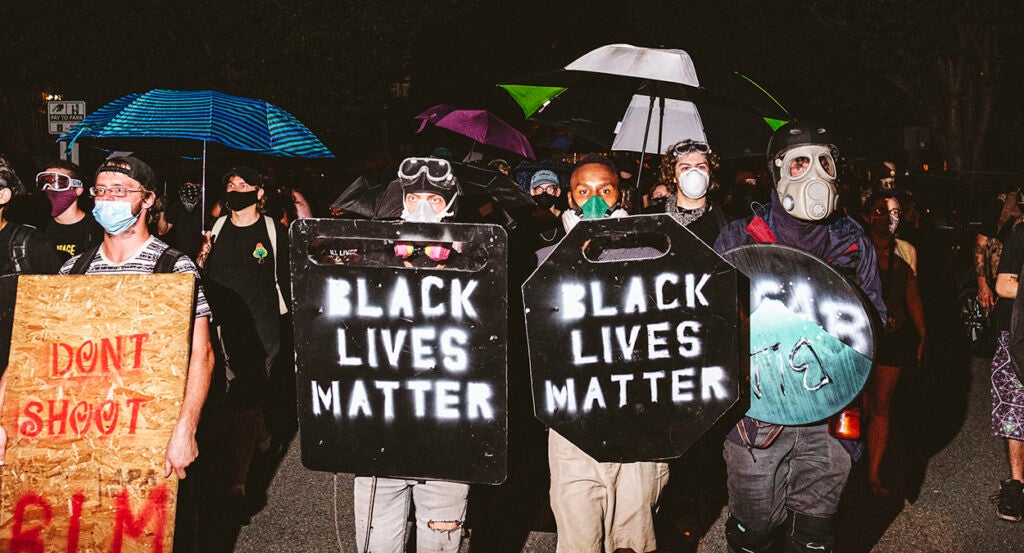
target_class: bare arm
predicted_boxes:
[157,209,173,236]
[164,316,214,479]
[291,188,313,219]
[995,272,1019,300]
[977,234,995,310]
[905,271,927,363]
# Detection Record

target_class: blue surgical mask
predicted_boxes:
[93,200,140,235]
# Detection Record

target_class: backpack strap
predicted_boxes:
[154,246,185,274]
[8,224,34,274]
[263,215,288,314]
[68,243,103,274]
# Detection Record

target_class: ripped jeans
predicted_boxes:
[353,476,469,553]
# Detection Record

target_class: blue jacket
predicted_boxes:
[714,204,886,459]
[714,205,886,321]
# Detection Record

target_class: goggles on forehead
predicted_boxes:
[36,171,83,192]
[398,157,455,188]
[671,141,712,157]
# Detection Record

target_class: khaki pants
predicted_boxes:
[548,430,670,553]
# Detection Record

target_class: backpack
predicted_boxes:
[68,242,185,275]
[4,224,35,275]
[210,215,288,314]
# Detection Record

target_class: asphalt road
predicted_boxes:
[228,351,1024,553]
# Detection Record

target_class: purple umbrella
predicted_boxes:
[415,104,535,160]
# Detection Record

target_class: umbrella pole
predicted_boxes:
[636,95,656,186]
[657,96,665,155]
[201,140,207,231]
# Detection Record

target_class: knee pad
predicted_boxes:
[785,510,834,553]
[725,515,776,553]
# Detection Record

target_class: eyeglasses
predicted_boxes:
[398,157,455,188]
[89,186,149,198]
[671,141,712,157]
[36,171,83,192]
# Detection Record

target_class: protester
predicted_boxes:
[0,155,62,276]
[0,156,214,553]
[352,156,470,552]
[530,169,563,217]
[196,166,291,525]
[653,139,730,244]
[862,193,926,496]
[38,159,102,261]
[158,179,205,259]
[976,186,1024,318]
[989,210,1024,521]
[537,155,667,553]
[640,181,673,213]
[488,157,511,175]
[714,122,885,553]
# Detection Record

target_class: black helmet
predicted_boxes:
[397,157,461,217]
[767,121,839,184]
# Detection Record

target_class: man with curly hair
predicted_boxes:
[652,139,730,245]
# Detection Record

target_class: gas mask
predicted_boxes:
[774,145,838,221]
[562,196,627,233]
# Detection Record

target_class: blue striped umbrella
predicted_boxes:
[59,89,333,159]
[58,89,332,227]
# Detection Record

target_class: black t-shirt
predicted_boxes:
[994,223,1024,331]
[43,213,103,262]
[0,222,63,276]
[205,216,289,354]
[164,201,204,259]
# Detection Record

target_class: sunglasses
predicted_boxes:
[671,141,712,157]
[36,171,83,192]
[398,157,455,187]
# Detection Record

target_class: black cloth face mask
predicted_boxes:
[225,190,258,211]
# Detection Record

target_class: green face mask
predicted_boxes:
[579,196,611,219]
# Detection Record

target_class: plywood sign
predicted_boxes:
[0,274,195,553]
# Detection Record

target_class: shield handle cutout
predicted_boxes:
[305,236,488,272]
[581,231,670,263]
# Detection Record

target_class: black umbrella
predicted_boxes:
[330,162,536,223]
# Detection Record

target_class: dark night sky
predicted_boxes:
[2,1,1022,175]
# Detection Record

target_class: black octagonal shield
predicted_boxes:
[523,214,740,462]
[290,219,508,484]
[723,243,879,425]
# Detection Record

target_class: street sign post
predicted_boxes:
[48,101,86,165]
[47,101,86,135]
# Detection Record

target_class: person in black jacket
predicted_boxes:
[0,154,61,276]
[653,139,730,245]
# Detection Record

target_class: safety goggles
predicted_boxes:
[36,171,83,192]
[671,141,712,157]
[398,157,455,188]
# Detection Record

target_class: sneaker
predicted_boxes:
[993,479,1024,522]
